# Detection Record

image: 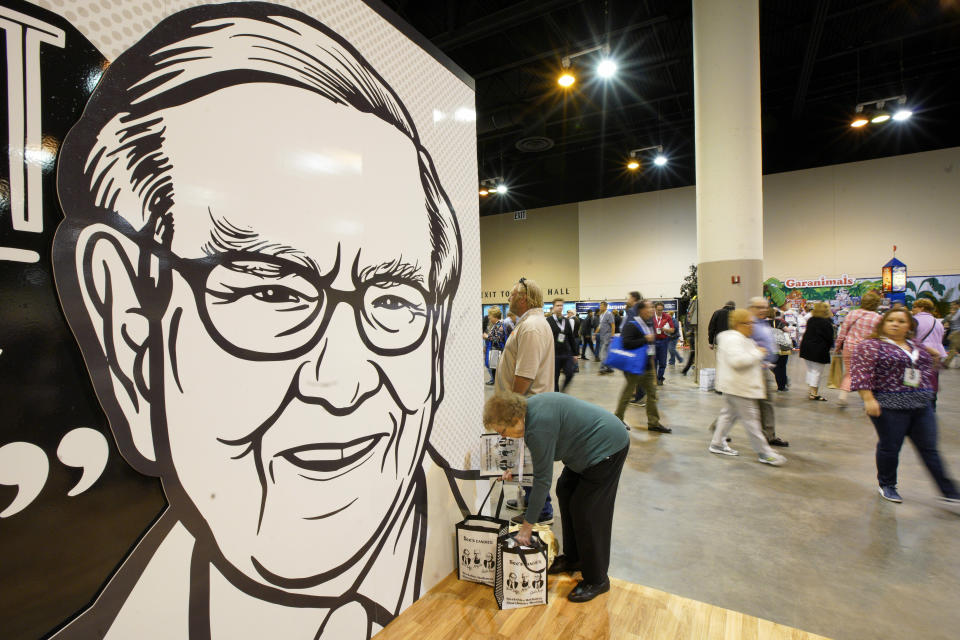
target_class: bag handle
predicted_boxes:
[475,478,503,518]
[504,531,547,574]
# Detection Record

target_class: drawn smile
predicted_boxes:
[277,434,387,474]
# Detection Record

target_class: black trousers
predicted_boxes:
[555,354,576,392]
[555,444,629,585]
[682,329,696,375]
[773,354,789,390]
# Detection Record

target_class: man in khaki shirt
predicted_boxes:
[494,277,555,523]
[494,278,555,395]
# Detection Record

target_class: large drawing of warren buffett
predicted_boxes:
[51,3,462,638]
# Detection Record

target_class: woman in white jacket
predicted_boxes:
[709,309,788,466]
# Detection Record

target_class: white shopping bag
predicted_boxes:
[494,531,548,609]
[699,367,716,391]
[456,479,507,586]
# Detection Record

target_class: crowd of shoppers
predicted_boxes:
[482,279,957,522]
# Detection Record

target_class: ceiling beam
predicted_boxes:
[478,87,688,142]
[431,0,583,51]
[792,0,830,119]
[815,18,960,63]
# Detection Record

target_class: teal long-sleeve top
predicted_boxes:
[522,393,630,524]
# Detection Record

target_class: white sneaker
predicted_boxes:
[758,452,787,466]
[708,444,739,456]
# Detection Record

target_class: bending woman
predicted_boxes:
[484,392,630,603]
[849,307,960,505]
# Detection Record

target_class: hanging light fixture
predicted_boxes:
[558,44,614,88]
[851,96,909,127]
[626,145,666,171]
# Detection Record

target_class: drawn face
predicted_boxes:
[151,87,439,590]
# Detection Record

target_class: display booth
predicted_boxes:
[0,2,480,638]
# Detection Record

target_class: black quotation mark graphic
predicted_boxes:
[0,428,109,517]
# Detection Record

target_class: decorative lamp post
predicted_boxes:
[881,245,907,306]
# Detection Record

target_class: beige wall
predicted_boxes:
[578,188,697,300]
[764,146,960,279]
[479,203,580,303]
[479,146,960,302]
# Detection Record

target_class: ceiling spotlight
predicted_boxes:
[479,189,489,196]
[597,58,617,79]
[496,184,508,194]
[852,95,909,127]
[627,145,665,170]
[558,72,575,88]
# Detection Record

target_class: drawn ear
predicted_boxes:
[432,301,451,404]
[74,224,157,469]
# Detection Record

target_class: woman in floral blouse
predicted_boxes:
[850,308,960,505]
[835,290,882,406]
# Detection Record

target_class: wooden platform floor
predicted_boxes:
[375,572,831,640]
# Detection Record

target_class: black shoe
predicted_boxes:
[648,425,672,434]
[567,580,610,603]
[768,436,789,447]
[485,380,494,385]
[548,555,582,575]
[656,379,664,386]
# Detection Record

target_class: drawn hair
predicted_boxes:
[56,1,460,303]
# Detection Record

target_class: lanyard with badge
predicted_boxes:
[882,338,921,387]
[554,315,567,343]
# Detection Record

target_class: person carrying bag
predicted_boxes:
[603,318,649,374]
[456,479,507,586]
[612,300,670,432]
[494,530,549,609]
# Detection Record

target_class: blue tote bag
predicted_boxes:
[603,320,649,375]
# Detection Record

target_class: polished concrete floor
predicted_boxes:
[486,353,960,640]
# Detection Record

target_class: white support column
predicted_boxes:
[692,0,764,370]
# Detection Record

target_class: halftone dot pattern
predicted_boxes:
[31,0,484,467]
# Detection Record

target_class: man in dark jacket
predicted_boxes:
[613,300,671,433]
[708,300,736,348]
[549,298,578,391]
[579,310,596,358]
